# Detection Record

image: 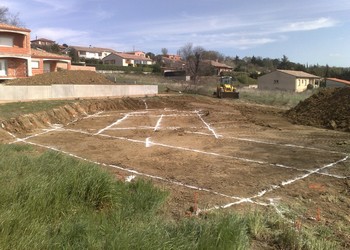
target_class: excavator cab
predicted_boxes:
[215,76,239,99]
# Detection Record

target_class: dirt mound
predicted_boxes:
[5,70,114,85]
[286,88,350,132]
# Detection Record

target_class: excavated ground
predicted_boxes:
[1,95,350,247]
[286,87,350,132]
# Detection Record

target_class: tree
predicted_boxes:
[31,43,61,54]
[201,50,224,61]
[68,48,79,63]
[278,55,291,70]
[146,52,155,60]
[179,43,205,87]
[161,48,168,56]
[0,6,23,26]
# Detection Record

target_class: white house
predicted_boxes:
[326,78,350,88]
[102,52,153,67]
[67,46,117,60]
[258,69,321,92]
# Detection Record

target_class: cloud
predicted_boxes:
[32,0,76,11]
[329,53,343,57]
[281,18,337,32]
[120,14,338,51]
[0,1,16,8]
[34,27,90,43]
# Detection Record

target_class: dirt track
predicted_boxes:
[1,95,350,244]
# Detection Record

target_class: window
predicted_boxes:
[0,35,13,47]
[0,59,8,76]
[31,60,39,69]
[273,80,279,84]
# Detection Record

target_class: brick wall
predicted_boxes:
[0,32,31,55]
[7,58,27,77]
[32,59,43,75]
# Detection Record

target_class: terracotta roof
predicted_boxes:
[125,51,145,54]
[205,60,233,69]
[162,56,185,63]
[327,78,350,86]
[69,46,117,53]
[0,22,30,32]
[277,69,320,78]
[113,52,152,61]
[31,49,71,60]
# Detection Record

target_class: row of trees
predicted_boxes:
[230,54,350,80]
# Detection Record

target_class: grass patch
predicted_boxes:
[0,100,77,120]
[0,144,343,249]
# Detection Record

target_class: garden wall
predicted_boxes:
[0,84,158,101]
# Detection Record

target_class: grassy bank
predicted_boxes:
[0,144,341,249]
[0,100,76,120]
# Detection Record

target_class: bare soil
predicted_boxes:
[286,87,350,132]
[1,94,349,247]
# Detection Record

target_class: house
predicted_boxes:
[31,38,55,46]
[125,51,146,58]
[31,49,71,75]
[0,23,72,80]
[258,69,321,92]
[67,46,117,60]
[164,54,182,61]
[326,78,350,88]
[102,52,153,67]
[161,56,185,71]
[0,23,32,79]
[204,60,233,75]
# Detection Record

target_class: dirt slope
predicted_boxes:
[0,96,192,134]
[4,70,114,85]
[286,88,350,132]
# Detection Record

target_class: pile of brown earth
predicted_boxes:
[5,70,114,85]
[286,87,350,132]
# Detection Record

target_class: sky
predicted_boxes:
[2,0,350,67]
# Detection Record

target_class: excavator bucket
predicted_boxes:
[218,91,239,99]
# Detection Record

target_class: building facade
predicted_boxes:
[67,46,116,60]
[0,23,72,80]
[31,49,71,75]
[0,23,32,79]
[102,52,153,67]
[258,70,321,92]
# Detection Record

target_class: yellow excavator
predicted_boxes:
[214,76,239,99]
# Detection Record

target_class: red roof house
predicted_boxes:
[0,23,71,80]
[0,23,31,79]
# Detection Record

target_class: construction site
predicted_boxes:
[1,88,349,235]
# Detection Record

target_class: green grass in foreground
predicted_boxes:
[0,100,77,120]
[0,144,341,249]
